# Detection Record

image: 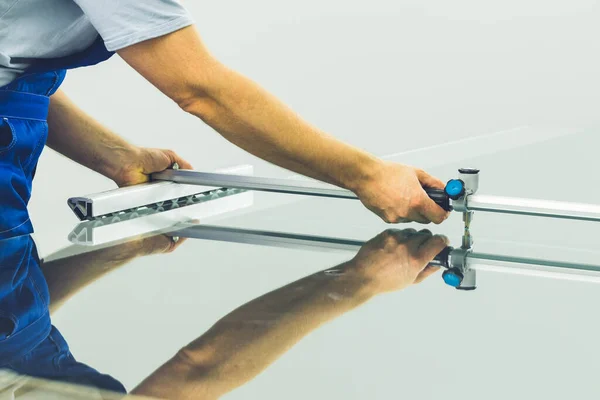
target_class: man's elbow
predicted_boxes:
[175,85,219,121]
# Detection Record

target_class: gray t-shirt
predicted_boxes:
[0,0,194,86]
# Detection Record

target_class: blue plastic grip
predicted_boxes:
[442,271,462,288]
[445,179,465,199]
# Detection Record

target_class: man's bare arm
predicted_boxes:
[117,26,448,224]
[47,90,192,187]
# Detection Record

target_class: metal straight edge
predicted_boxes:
[152,169,358,200]
[68,165,253,221]
[467,194,600,222]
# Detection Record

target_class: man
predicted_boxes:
[0,1,448,240]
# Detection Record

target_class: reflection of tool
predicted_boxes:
[441,168,479,290]
[67,214,600,291]
[170,224,474,290]
[167,224,600,289]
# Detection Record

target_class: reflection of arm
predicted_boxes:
[41,243,141,315]
[132,229,445,400]
[41,236,178,315]
[132,261,376,400]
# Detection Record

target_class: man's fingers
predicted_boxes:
[417,234,449,264]
[166,236,187,252]
[414,265,441,284]
[163,149,194,170]
[404,229,433,252]
[417,192,449,224]
[387,228,418,242]
[411,212,433,225]
[415,169,449,224]
[416,169,445,189]
[174,156,194,170]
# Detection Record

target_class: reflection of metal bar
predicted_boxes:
[171,224,600,284]
[467,195,600,222]
[173,225,364,252]
[468,252,600,283]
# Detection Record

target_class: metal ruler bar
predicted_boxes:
[468,194,600,222]
[152,170,358,199]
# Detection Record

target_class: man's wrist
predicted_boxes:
[101,143,141,184]
[325,261,384,300]
[343,155,383,194]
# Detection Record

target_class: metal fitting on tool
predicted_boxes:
[441,247,476,290]
[462,211,474,248]
[439,168,480,290]
[447,168,480,212]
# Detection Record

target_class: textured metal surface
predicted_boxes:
[68,165,253,220]
[68,188,251,246]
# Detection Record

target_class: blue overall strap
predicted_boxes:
[0,91,49,121]
[26,35,114,74]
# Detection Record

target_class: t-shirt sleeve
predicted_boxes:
[72,0,194,51]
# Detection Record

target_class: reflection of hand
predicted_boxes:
[135,235,187,256]
[113,147,193,187]
[118,234,187,259]
[349,229,449,293]
[355,162,449,224]
[43,234,186,316]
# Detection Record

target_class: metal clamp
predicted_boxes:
[449,168,480,212]
[441,168,480,290]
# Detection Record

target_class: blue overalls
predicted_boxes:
[0,37,127,393]
[0,235,126,393]
[0,35,113,239]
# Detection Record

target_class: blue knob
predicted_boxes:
[442,270,463,288]
[445,179,465,200]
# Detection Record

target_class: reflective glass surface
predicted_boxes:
[2,127,600,399]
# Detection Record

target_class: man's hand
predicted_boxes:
[349,228,449,293]
[355,161,449,224]
[113,147,193,187]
